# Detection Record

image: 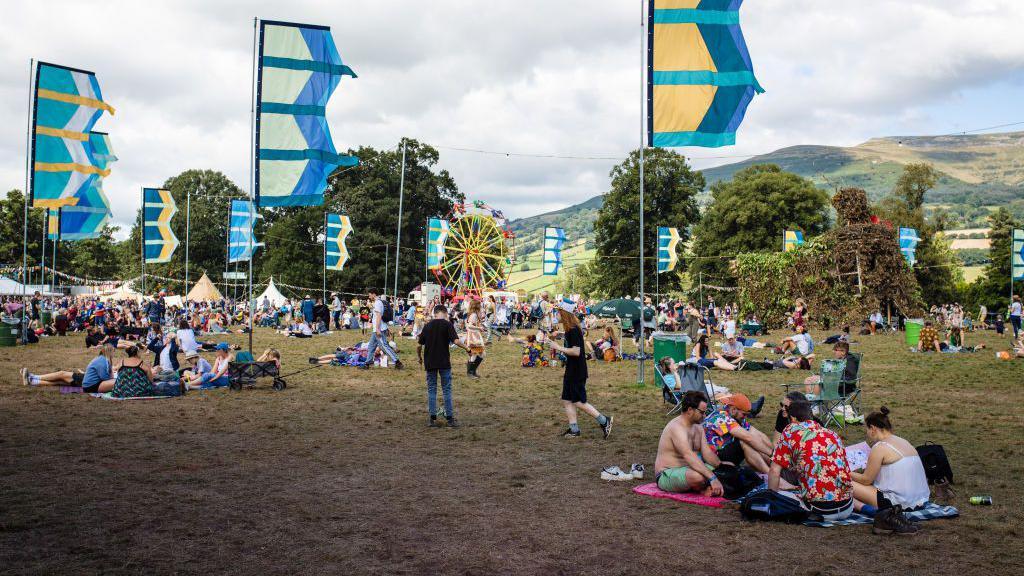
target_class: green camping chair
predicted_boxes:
[784,358,855,429]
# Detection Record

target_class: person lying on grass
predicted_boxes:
[689,334,738,371]
[702,393,773,474]
[20,343,116,393]
[654,390,724,497]
[769,400,854,522]
[849,407,927,536]
[804,341,859,396]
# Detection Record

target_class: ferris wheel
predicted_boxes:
[434,201,515,298]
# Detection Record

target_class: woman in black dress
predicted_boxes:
[548,299,614,439]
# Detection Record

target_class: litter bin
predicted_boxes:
[41,310,52,327]
[652,332,688,388]
[0,317,20,347]
[905,319,923,346]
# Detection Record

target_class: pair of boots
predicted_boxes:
[467,356,483,378]
[872,505,919,535]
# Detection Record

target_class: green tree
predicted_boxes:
[57,225,124,281]
[874,163,960,304]
[0,190,45,283]
[968,208,1021,311]
[260,139,463,294]
[689,164,831,286]
[592,148,702,297]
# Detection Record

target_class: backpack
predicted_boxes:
[381,299,394,323]
[916,442,953,485]
[739,489,809,523]
[529,301,544,321]
[714,465,762,500]
[643,306,655,322]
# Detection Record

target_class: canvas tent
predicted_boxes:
[0,276,29,296]
[100,283,144,302]
[256,277,287,308]
[186,273,223,302]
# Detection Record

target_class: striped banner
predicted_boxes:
[325,213,353,271]
[143,188,178,264]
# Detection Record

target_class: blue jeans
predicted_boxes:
[199,372,230,388]
[366,330,399,364]
[426,369,453,418]
[1012,315,1022,338]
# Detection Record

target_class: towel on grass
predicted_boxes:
[632,482,728,508]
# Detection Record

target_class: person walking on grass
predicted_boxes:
[464,298,486,378]
[417,304,470,428]
[549,298,613,439]
[362,289,403,370]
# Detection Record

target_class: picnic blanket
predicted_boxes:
[88,392,176,400]
[632,482,728,508]
[633,482,959,527]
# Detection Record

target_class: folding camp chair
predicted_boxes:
[657,363,717,416]
[784,357,860,429]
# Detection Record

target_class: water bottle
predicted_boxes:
[969,496,993,505]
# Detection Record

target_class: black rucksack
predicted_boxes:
[643,306,655,322]
[714,465,762,500]
[916,442,953,485]
[381,299,394,323]
[739,489,809,523]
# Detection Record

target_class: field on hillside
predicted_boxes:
[507,241,594,294]
[2,326,1023,574]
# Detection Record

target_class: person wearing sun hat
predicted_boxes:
[548,297,613,439]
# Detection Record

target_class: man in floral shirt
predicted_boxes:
[702,393,775,473]
[917,321,941,353]
[769,400,854,520]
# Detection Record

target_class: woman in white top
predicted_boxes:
[851,406,930,512]
[176,319,200,354]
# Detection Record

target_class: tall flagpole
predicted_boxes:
[22,58,35,304]
[637,0,647,386]
[140,188,146,295]
[39,211,47,289]
[393,139,407,299]
[247,16,259,354]
[185,189,191,299]
[322,212,327,302]
[51,214,57,292]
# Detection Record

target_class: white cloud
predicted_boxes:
[1,0,1022,236]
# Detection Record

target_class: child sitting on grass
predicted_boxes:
[508,333,549,367]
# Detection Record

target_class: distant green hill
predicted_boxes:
[507,131,1024,261]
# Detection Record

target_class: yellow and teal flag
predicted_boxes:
[325,213,353,271]
[783,230,804,252]
[1012,229,1023,281]
[30,62,114,208]
[47,209,60,240]
[647,0,763,148]
[427,218,449,270]
[60,132,116,240]
[143,188,178,264]
[255,20,359,207]
[658,227,681,273]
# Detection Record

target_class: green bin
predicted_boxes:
[904,319,923,346]
[41,310,52,326]
[652,332,688,388]
[0,319,20,347]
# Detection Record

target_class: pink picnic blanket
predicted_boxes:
[632,482,728,508]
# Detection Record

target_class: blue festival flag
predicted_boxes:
[783,230,804,252]
[899,227,920,267]
[228,199,263,263]
[60,132,116,240]
[143,188,179,264]
[1012,229,1024,281]
[325,213,353,271]
[30,62,114,208]
[543,227,566,276]
[647,0,763,148]
[427,218,449,270]
[47,209,60,240]
[658,227,681,273]
[255,20,359,207]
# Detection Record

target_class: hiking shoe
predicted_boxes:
[394,360,404,370]
[749,395,765,417]
[428,418,442,428]
[20,367,29,386]
[600,466,633,481]
[630,463,645,480]
[601,415,614,439]
[447,418,461,428]
[561,428,581,438]
[358,363,370,370]
[872,507,919,536]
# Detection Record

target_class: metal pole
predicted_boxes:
[224,199,231,299]
[394,140,407,299]
[384,243,389,295]
[185,189,191,299]
[247,16,258,354]
[140,188,145,295]
[51,222,57,292]
[637,0,646,386]
[40,210,46,290]
[22,58,34,307]
[322,212,327,302]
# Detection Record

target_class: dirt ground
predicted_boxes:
[1,325,1022,575]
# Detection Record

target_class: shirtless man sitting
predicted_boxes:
[654,390,724,496]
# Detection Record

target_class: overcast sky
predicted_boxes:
[2,0,1023,236]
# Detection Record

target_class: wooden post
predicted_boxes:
[856,253,863,295]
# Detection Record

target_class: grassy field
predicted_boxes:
[963,265,985,283]
[507,241,594,294]
[1,325,1023,575]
